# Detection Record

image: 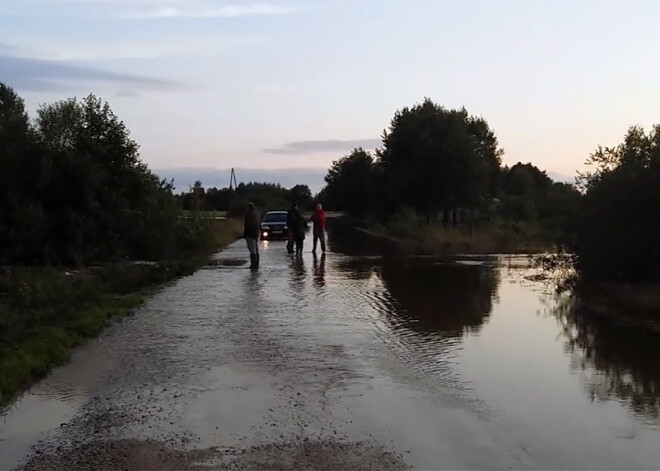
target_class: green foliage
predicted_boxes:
[387,207,423,238]
[0,83,206,265]
[0,216,243,408]
[575,126,660,282]
[321,148,378,218]
[227,195,249,218]
[289,184,313,210]
[320,99,504,224]
[179,181,313,216]
[0,267,150,408]
[379,99,502,222]
[538,182,582,247]
[318,99,582,250]
[499,162,554,222]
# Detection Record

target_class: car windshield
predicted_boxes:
[262,212,287,223]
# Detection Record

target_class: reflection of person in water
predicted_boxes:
[313,252,326,288]
[287,252,306,298]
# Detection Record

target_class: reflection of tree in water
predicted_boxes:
[378,262,500,337]
[327,226,392,257]
[334,258,378,280]
[551,293,660,421]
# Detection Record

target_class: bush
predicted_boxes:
[575,126,660,282]
[0,84,209,265]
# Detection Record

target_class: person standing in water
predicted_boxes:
[290,204,306,256]
[243,202,260,269]
[310,203,327,253]
[286,202,297,254]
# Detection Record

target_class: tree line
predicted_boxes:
[2,83,657,282]
[317,98,659,283]
[177,181,313,217]
[0,83,209,265]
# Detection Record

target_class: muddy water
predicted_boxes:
[2,228,660,469]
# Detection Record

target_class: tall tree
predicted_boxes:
[288,184,313,209]
[378,98,502,225]
[321,148,377,218]
[575,125,660,281]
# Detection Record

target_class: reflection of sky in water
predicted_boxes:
[3,231,660,469]
[0,392,81,469]
[329,228,660,465]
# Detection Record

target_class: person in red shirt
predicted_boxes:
[310,203,327,253]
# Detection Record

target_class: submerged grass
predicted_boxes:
[356,214,553,256]
[418,225,551,255]
[0,218,243,410]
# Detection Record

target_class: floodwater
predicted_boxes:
[2,227,660,470]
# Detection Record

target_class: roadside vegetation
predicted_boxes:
[2,82,659,406]
[318,99,580,255]
[0,83,243,408]
[177,180,314,217]
[317,98,659,289]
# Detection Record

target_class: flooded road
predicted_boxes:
[2,228,660,469]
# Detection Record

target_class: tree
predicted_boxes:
[0,84,202,264]
[467,115,504,202]
[575,126,660,282]
[321,148,377,218]
[288,184,313,209]
[538,182,582,247]
[500,162,554,222]
[188,180,206,210]
[0,84,44,262]
[378,98,502,225]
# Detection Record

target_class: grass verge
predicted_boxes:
[352,215,553,256]
[0,218,243,410]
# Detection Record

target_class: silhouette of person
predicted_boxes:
[243,202,260,269]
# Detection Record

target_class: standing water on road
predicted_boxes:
[2,228,660,470]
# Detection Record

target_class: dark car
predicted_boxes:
[260,211,289,240]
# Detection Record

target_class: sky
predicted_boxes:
[2,0,660,185]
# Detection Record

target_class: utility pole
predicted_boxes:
[229,168,238,191]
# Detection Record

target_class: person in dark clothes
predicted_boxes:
[243,202,260,269]
[289,205,307,256]
[286,202,297,254]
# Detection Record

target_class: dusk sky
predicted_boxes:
[2,0,659,180]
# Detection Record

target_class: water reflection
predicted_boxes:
[333,257,378,280]
[551,292,660,422]
[378,261,501,337]
[312,253,326,288]
[288,255,306,296]
[327,224,392,256]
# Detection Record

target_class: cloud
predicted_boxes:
[0,54,183,92]
[27,35,265,61]
[263,139,382,155]
[125,2,298,20]
[115,89,138,97]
